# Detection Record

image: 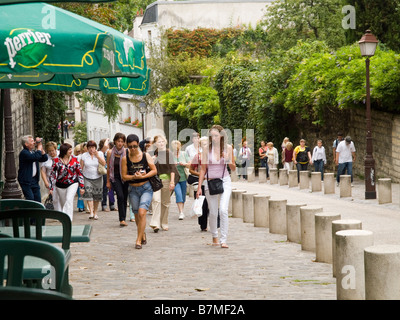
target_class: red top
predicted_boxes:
[284,148,294,162]
[50,156,84,191]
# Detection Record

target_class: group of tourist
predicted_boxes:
[253,133,355,184]
[17,126,355,250]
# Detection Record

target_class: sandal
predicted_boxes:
[221,243,229,249]
[94,215,98,220]
[135,243,142,249]
[141,233,147,245]
[89,214,94,219]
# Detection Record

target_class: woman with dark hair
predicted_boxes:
[50,143,85,221]
[121,134,157,249]
[196,125,236,248]
[80,140,106,220]
[106,133,129,226]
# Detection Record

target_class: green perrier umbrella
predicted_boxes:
[0,2,150,95]
[0,1,151,199]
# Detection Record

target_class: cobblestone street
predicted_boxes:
[66,176,400,300]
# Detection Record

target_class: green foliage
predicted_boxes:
[284,43,400,124]
[344,0,400,51]
[261,0,346,51]
[165,26,269,58]
[55,0,153,32]
[72,122,88,144]
[159,84,220,132]
[33,91,67,143]
[76,90,121,123]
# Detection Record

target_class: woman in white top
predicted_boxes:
[266,142,279,169]
[196,125,236,248]
[312,139,327,181]
[80,140,106,219]
[40,141,59,196]
[238,140,251,180]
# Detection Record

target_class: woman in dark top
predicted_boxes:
[106,133,129,227]
[121,134,157,249]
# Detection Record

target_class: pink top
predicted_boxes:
[206,151,229,179]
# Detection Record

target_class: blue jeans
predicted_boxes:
[128,181,153,214]
[337,162,353,182]
[174,181,187,203]
[313,160,324,181]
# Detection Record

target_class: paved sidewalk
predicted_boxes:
[67,176,400,300]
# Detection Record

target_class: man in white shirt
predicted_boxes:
[335,136,356,185]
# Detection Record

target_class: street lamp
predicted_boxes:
[359,30,378,199]
[139,102,146,140]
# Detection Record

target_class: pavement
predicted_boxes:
[66,174,400,300]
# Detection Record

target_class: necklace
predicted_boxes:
[61,156,71,166]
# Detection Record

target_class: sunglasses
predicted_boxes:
[128,145,139,149]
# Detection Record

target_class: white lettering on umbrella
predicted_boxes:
[102,47,115,74]
[4,29,52,68]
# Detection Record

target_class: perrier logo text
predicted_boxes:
[4,29,53,69]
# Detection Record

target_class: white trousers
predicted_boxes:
[53,183,79,221]
[204,176,232,244]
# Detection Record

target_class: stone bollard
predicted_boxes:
[254,194,270,228]
[269,168,278,185]
[332,219,362,277]
[230,169,239,182]
[335,230,373,300]
[279,169,288,186]
[300,205,323,252]
[258,167,267,183]
[269,199,287,234]
[242,192,256,223]
[228,188,235,215]
[364,245,400,300]
[315,212,341,263]
[324,173,335,194]
[299,171,309,190]
[311,172,322,192]
[288,170,298,188]
[378,178,392,204]
[286,203,307,243]
[247,167,255,182]
[232,190,246,219]
[339,175,352,198]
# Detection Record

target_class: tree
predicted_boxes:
[262,0,346,51]
[344,0,400,51]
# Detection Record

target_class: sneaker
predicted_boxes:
[179,212,185,220]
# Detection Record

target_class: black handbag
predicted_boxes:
[187,174,199,185]
[206,168,225,195]
[44,194,54,210]
[149,174,163,192]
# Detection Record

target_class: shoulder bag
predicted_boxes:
[206,167,225,195]
[144,152,163,192]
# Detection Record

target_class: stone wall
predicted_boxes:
[1,89,34,188]
[349,108,399,182]
[298,107,400,183]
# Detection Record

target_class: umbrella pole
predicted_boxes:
[1,89,22,199]
[0,90,3,192]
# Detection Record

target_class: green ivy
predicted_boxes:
[159,84,220,133]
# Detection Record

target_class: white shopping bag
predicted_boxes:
[190,196,205,218]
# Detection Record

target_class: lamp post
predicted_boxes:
[139,102,146,140]
[359,30,378,200]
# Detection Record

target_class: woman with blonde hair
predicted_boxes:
[196,125,236,248]
[149,135,179,232]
